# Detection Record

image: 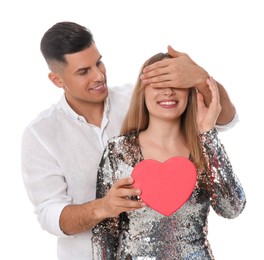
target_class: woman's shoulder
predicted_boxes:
[106,131,141,166]
[107,131,138,147]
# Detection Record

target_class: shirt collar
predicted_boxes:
[59,94,110,124]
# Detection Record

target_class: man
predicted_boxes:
[21,21,237,260]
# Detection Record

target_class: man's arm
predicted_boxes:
[140,45,236,125]
[59,177,143,235]
[22,127,143,236]
[211,81,236,125]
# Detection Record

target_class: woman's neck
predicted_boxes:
[138,122,189,162]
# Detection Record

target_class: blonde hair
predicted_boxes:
[120,53,205,170]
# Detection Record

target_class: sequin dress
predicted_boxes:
[92,128,246,260]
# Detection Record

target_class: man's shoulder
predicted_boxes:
[107,84,133,112]
[25,101,62,130]
[108,84,133,96]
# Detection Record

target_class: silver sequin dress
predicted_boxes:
[92,128,246,260]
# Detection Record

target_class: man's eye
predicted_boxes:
[79,69,89,75]
[97,60,103,66]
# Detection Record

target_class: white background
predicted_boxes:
[1,0,263,259]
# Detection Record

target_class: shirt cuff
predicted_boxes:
[215,112,239,132]
[35,201,74,238]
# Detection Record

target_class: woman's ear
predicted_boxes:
[48,72,64,89]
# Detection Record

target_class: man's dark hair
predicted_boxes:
[40,21,94,65]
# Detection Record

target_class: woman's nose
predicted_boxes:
[163,88,176,96]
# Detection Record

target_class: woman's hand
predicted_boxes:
[196,77,222,133]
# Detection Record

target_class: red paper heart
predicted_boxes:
[132,157,197,216]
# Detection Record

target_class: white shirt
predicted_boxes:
[21,84,238,260]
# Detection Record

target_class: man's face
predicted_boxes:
[52,43,108,108]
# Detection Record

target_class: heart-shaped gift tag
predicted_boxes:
[132,156,197,216]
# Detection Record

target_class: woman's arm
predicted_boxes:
[199,128,246,218]
[92,147,121,260]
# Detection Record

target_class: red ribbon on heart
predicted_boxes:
[132,156,197,216]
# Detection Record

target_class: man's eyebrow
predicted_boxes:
[74,55,102,75]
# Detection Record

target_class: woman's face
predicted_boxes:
[144,86,189,122]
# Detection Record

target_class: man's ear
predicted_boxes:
[48,72,64,88]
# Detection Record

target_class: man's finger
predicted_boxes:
[167,45,184,58]
[113,177,134,188]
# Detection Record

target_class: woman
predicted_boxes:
[92,53,246,259]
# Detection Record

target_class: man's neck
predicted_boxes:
[65,95,105,127]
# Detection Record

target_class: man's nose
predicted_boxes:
[93,68,105,82]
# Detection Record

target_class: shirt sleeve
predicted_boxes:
[215,112,239,132]
[198,128,246,219]
[21,127,72,237]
